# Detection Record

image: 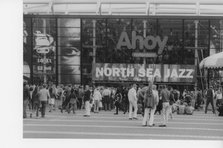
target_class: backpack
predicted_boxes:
[144,89,155,108]
[206,89,213,99]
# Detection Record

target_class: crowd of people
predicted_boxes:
[23,81,223,127]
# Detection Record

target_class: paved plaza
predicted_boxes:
[23,110,223,140]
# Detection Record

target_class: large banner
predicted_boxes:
[92,63,196,83]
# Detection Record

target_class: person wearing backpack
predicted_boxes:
[205,86,216,114]
[142,82,159,127]
[114,88,123,115]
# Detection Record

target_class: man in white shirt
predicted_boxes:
[128,84,138,120]
[93,88,102,113]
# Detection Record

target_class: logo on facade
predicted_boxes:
[116,31,168,55]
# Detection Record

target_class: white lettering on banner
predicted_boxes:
[153,69,161,78]
[120,68,126,78]
[96,67,103,78]
[37,58,52,64]
[179,69,185,78]
[146,68,153,77]
[116,31,168,55]
[170,69,178,78]
[94,66,194,80]
[127,68,134,77]
[104,68,112,77]
[113,68,120,77]
[186,69,194,78]
[138,68,145,77]
[164,69,170,79]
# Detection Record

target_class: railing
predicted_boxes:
[23,0,223,16]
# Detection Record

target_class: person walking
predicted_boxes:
[205,86,216,114]
[168,86,175,119]
[93,87,102,113]
[83,85,91,117]
[114,88,123,115]
[137,86,147,117]
[102,87,111,111]
[142,82,159,127]
[23,82,30,118]
[49,85,56,112]
[61,85,72,113]
[77,86,84,110]
[68,88,77,114]
[128,84,138,120]
[30,85,40,118]
[37,84,50,118]
[216,88,223,116]
[155,85,163,115]
[122,87,129,114]
[159,85,170,127]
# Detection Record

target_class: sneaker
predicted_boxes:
[129,118,132,120]
[114,113,118,115]
[133,117,138,120]
[159,124,166,127]
[148,124,155,127]
[83,115,90,117]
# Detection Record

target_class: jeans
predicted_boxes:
[40,101,47,117]
[103,96,110,111]
[114,101,122,114]
[142,107,156,126]
[205,99,216,114]
[129,100,137,118]
[77,98,83,109]
[122,100,129,113]
[94,100,100,113]
[85,101,91,116]
[31,102,39,117]
[68,102,77,113]
[162,102,170,125]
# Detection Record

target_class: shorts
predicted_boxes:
[49,98,55,105]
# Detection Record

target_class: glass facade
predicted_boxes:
[23,15,223,86]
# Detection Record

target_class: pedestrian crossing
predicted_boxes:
[23,110,223,140]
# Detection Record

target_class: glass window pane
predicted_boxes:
[58,18,80,27]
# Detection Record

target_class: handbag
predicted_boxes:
[99,101,103,108]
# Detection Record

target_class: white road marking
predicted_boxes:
[23,118,223,125]
[23,123,223,132]
[23,130,223,140]
[32,114,223,122]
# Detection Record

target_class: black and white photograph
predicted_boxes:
[22,0,223,141]
[2,0,223,147]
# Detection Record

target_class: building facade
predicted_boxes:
[23,15,223,89]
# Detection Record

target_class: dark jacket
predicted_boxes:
[206,89,214,100]
[23,86,30,100]
[84,90,91,102]
[144,89,157,109]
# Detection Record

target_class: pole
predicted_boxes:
[92,19,96,85]
[194,20,199,92]
[43,19,47,84]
